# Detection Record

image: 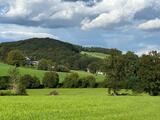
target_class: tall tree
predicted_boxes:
[7,50,25,66]
[43,72,59,88]
[123,51,139,90]
[105,53,125,95]
[136,51,160,96]
[8,67,27,95]
[38,59,50,70]
[0,46,12,61]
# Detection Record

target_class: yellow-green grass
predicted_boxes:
[0,88,159,120]
[0,62,105,82]
[81,51,109,59]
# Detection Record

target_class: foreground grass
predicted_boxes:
[0,89,159,120]
[0,62,105,82]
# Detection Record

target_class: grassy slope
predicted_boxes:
[81,51,109,59]
[0,62,105,82]
[0,88,159,120]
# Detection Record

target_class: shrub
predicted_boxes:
[96,82,105,88]
[43,72,59,88]
[78,77,88,88]
[0,76,10,90]
[20,74,41,89]
[63,73,79,88]
[63,74,96,88]
[0,90,13,96]
[8,67,28,95]
[0,90,27,96]
[55,65,70,72]
[49,90,59,96]
[85,75,96,88]
[15,83,27,95]
[78,75,96,88]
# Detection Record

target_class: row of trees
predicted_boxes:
[105,51,160,96]
[0,70,98,91]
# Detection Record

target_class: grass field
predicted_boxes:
[0,88,159,120]
[1,63,159,120]
[81,51,109,59]
[0,62,105,82]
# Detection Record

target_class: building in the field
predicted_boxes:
[87,68,106,75]
[25,57,39,66]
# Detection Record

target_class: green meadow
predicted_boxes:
[0,62,105,82]
[0,88,159,120]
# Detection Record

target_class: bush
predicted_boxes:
[20,74,41,89]
[0,90,27,96]
[49,90,59,96]
[78,77,88,88]
[63,74,96,88]
[78,75,96,88]
[0,90,13,96]
[63,73,79,88]
[96,82,106,88]
[15,83,27,95]
[43,72,59,88]
[0,76,10,90]
[55,65,70,72]
[85,75,96,88]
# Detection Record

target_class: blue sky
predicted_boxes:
[0,0,160,55]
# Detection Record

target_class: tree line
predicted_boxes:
[0,68,98,95]
[0,40,160,96]
[0,70,99,90]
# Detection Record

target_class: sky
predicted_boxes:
[0,0,160,55]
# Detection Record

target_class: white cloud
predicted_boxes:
[81,10,122,30]
[5,0,29,17]
[138,18,160,31]
[81,0,153,30]
[0,0,159,29]
[0,23,59,40]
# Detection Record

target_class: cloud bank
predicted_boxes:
[0,0,159,30]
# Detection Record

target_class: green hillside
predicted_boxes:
[81,51,109,59]
[0,38,80,64]
[0,62,105,82]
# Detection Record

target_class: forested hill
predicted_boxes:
[0,38,81,61]
[0,37,121,70]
